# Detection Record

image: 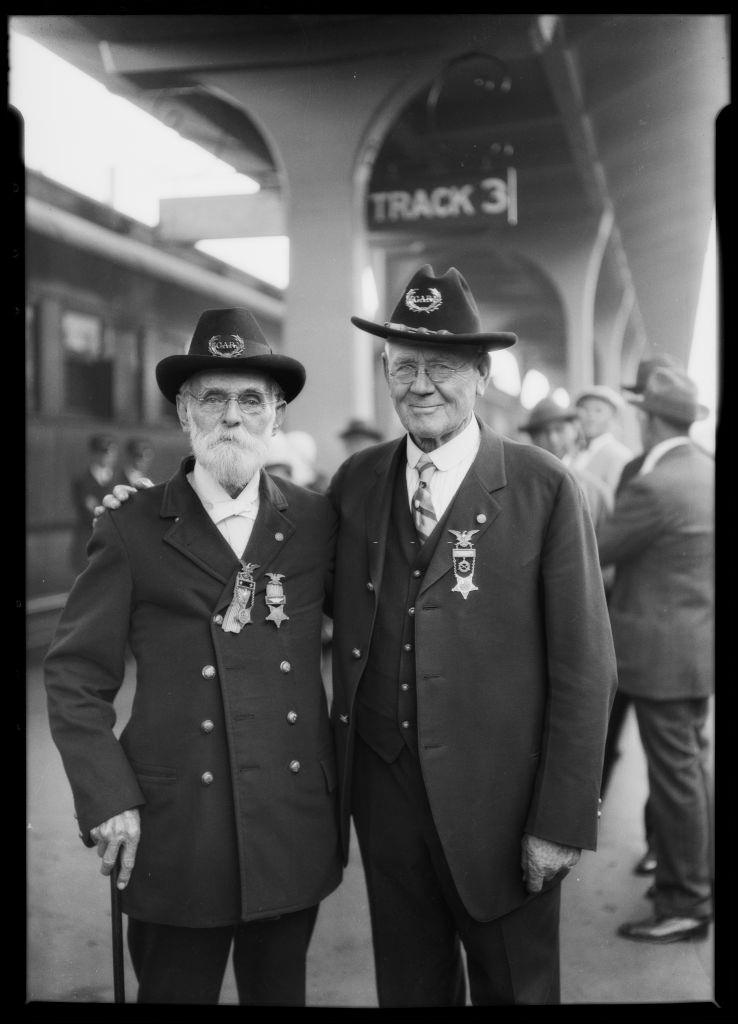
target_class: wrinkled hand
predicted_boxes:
[89,809,141,889]
[521,834,580,894]
[93,479,153,520]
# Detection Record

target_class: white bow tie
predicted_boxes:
[209,497,258,525]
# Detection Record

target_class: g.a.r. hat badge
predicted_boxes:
[208,334,246,357]
[404,287,443,314]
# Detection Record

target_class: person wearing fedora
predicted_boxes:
[572,384,634,502]
[598,366,714,944]
[518,397,612,531]
[328,266,617,1004]
[44,308,342,1004]
[339,417,384,457]
[600,351,683,873]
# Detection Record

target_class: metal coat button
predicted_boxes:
[200,719,214,734]
[286,710,298,724]
[213,614,223,625]
[366,581,374,591]
[476,513,487,524]
[401,720,410,729]
[400,683,410,692]
[280,660,291,673]
[351,647,362,659]
[403,643,413,652]
[201,665,216,679]
[412,569,422,578]
[339,713,350,725]
[408,607,415,616]
[289,760,301,773]
[201,771,214,786]
[275,532,284,541]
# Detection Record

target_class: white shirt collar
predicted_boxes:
[190,460,261,512]
[639,436,690,476]
[584,431,615,456]
[406,415,480,472]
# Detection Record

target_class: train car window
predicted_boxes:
[62,310,113,418]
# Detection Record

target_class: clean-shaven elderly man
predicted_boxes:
[328,266,617,1005]
[598,366,714,944]
[44,308,342,1005]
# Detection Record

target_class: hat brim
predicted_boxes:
[351,316,517,351]
[156,353,306,405]
[520,410,579,433]
[627,394,710,423]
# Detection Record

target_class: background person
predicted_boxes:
[338,417,384,457]
[573,385,633,500]
[519,396,612,531]
[69,433,119,575]
[328,266,617,1005]
[598,366,714,944]
[115,437,155,488]
[45,307,342,1005]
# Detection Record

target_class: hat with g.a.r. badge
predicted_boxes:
[156,307,306,404]
[351,265,517,350]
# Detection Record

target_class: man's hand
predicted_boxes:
[93,480,153,519]
[521,834,580,894]
[89,809,141,889]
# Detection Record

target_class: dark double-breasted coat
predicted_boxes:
[597,441,714,700]
[328,420,618,923]
[45,457,342,928]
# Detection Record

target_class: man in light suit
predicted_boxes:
[598,366,714,943]
[329,266,617,1004]
[45,308,342,1004]
[573,384,633,500]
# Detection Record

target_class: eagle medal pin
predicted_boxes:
[222,562,259,633]
[449,530,479,600]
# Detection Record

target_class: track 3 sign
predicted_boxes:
[367,169,517,230]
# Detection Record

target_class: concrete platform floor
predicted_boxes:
[26,652,715,1007]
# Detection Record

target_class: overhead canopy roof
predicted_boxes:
[13,13,728,370]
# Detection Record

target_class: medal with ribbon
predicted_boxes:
[265,572,289,628]
[222,562,259,633]
[449,530,479,600]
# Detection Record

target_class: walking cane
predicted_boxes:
[110,850,126,1003]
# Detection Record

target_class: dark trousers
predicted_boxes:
[632,696,713,920]
[127,905,319,1004]
[602,690,654,850]
[351,735,561,1006]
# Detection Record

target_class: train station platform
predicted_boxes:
[26,650,715,1008]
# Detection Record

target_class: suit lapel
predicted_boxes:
[419,421,507,598]
[160,462,295,595]
[240,472,295,577]
[160,458,240,585]
[366,439,406,595]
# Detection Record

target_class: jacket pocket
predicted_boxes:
[129,760,178,784]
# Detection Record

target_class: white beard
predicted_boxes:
[189,420,270,493]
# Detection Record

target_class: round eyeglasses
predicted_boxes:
[188,391,283,416]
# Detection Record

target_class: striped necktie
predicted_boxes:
[412,455,437,544]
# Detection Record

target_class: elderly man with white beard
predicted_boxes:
[44,308,342,1005]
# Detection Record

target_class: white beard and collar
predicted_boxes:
[189,421,270,495]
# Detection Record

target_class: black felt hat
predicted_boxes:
[351,265,517,350]
[156,308,306,404]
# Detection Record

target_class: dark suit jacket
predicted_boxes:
[46,457,342,927]
[327,420,617,922]
[598,442,714,700]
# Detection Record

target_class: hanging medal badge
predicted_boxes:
[222,562,259,633]
[449,530,479,600]
[265,572,289,628]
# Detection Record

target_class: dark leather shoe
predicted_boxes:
[633,850,658,875]
[617,914,709,944]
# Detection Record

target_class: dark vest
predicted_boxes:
[355,458,452,763]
